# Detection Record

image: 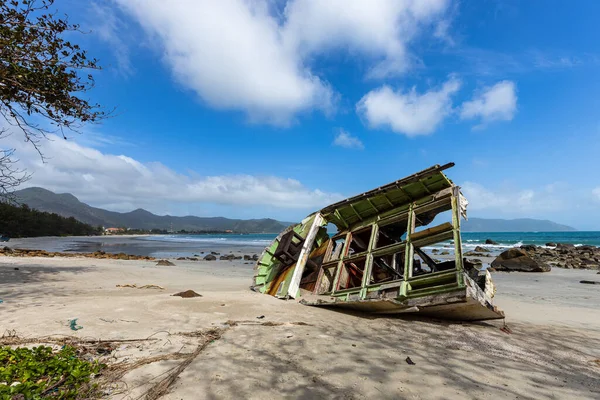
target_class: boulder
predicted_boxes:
[187,257,199,261]
[491,249,551,272]
[520,244,537,252]
[211,251,220,255]
[176,257,186,260]
[485,239,498,245]
[203,254,217,261]
[474,246,490,253]
[252,254,259,261]
[156,259,175,266]
[545,243,557,247]
[243,255,252,261]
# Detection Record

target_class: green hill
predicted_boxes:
[14,187,288,233]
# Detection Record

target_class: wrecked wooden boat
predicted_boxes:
[252,163,504,321]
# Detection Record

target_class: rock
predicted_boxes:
[176,257,186,260]
[211,251,220,255]
[520,244,537,252]
[545,243,557,247]
[485,239,498,245]
[156,259,175,266]
[171,290,202,298]
[464,251,485,257]
[580,280,600,285]
[486,267,496,273]
[491,249,551,272]
[187,257,199,261]
[1,246,13,253]
[243,255,252,260]
[432,249,439,254]
[203,254,217,261]
[252,254,259,261]
[474,246,490,253]
[440,251,450,255]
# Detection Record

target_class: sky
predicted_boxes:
[4,0,600,229]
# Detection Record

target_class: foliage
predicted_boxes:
[0,0,106,145]
[0,0,107,198]
[0,201,101,237]
[0,345,104,399]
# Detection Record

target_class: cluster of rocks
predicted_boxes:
[204,253,259,262]
[490,243,600,272]
[0,247,154,261]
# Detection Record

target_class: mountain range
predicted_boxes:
[13,187,577,233]
[14,187,289,233]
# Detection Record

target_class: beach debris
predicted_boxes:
[156,259,175,266]
[491,249,551,272]
[116,284,165,289]
[69,318,83,331]
[405,357,416,365]
[203,254,217,261]
[252,163,505,321]
[171,290,202,298]
[139,284,165,290]
[580,280,600,285]
[256,315,265,319]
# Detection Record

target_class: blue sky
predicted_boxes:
[6,0,600,229]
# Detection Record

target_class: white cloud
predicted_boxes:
[89,2,133,76]
[460,80,517,124]
[593,187,600,202]
[356,77,461,136]
[115,0,451,124]
[3,133,342,213]
[461,181,565,214]
[333,129,364,150]
[283,0,450,78]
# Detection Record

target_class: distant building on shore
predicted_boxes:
[104,227,124,235]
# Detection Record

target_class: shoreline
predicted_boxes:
[0,255,599,399]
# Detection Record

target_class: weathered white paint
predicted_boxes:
[287,213,325,299]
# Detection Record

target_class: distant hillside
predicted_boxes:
[14,187,289,233]
[462,217,576,232]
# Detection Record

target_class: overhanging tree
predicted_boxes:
[0,0,106,198]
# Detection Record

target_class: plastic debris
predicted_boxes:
[69,318,83,331]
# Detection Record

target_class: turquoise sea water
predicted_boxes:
[140,231,600,250]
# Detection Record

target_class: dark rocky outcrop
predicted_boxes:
[474,246,490,253]
[492,244,600,271]
[491,249,551,272]
[485,239,498,245]
[203,254,217,261]
[0,247,154,260]
[172,290,202,298]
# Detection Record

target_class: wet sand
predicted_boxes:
[0,254,599,399]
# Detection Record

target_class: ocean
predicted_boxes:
[139,231,600,253]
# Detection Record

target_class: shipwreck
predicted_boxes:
[252,163,504,321]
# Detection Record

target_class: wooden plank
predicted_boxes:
[287,213,325,299]
[410,222,453,241]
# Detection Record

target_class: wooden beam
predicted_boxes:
[287,213,325,299]
[349,203,363,221]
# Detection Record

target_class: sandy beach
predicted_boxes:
[1,252,599,399]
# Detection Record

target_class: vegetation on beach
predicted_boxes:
[0,202,101,237]
[0,345,104,399]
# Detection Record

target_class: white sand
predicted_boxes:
[1,256,599,399]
